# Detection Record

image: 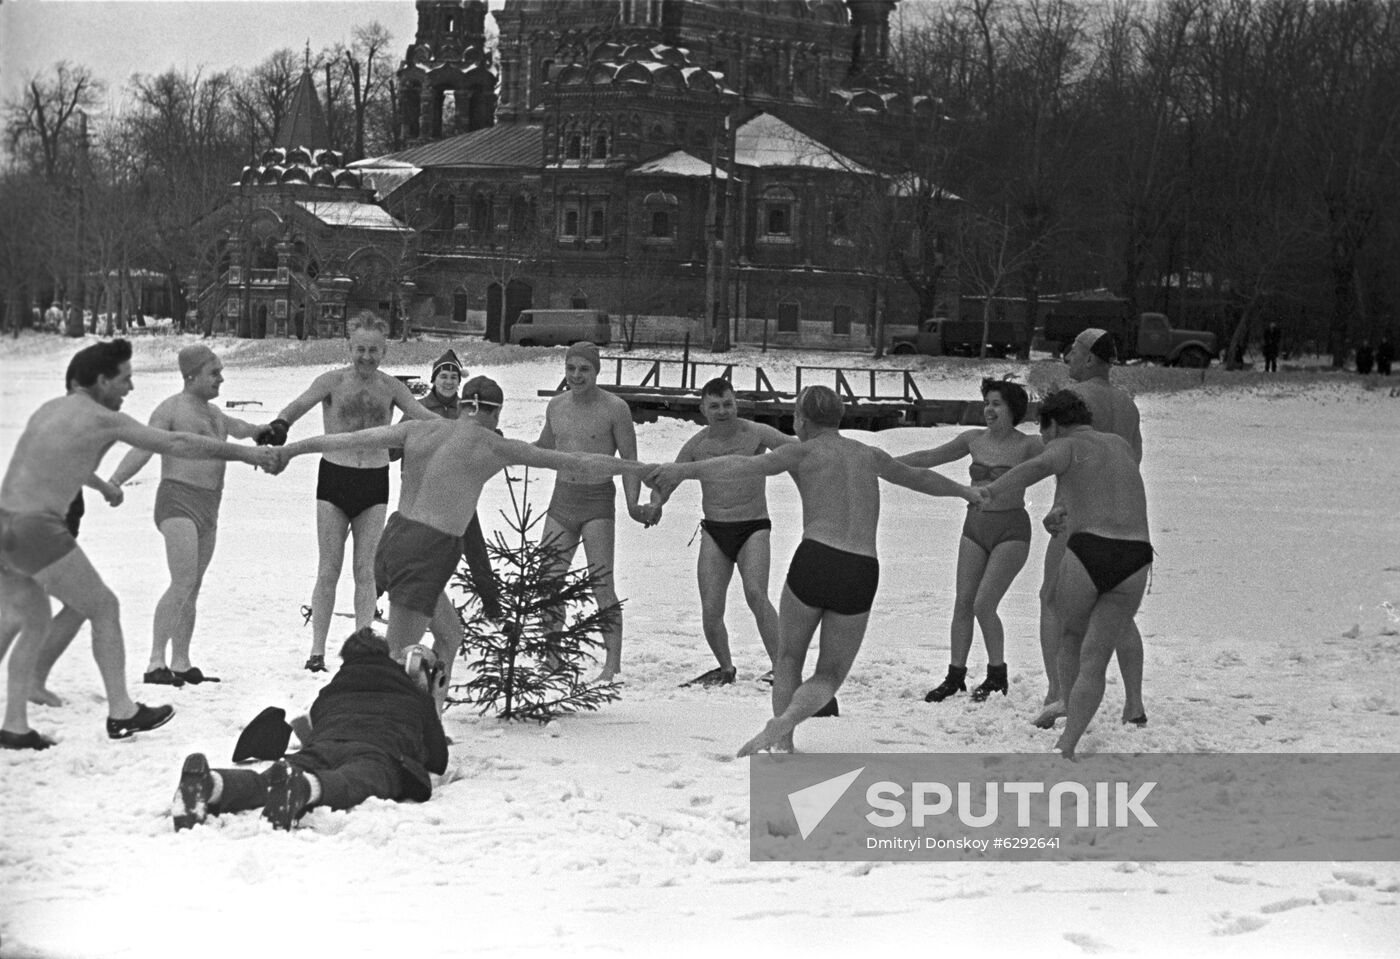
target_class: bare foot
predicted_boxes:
[737,718,794,757]
[1052,734,1079,761]
[1031,700,1065,729]
[29,687,64,707]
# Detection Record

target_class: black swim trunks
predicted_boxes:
[785,539,880,616]
[701,518,772,565]
[1066,532,1153,595]
[316,459,390,521]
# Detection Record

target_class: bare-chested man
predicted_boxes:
[272,312,438,672]
[0,362,125,709]
[107,345,275,686]
[648,386,978,755]
[980,390,1152,759]
[1035,328,1147,728]
[647,378,796,686]
[535,342,648,683]
[274,376,654,706]
[0,340,277,749]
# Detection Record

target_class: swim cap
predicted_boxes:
[565,341,601,371]
[1074,328,1117,364]
[460,375,504,410]
[178,344,218,380]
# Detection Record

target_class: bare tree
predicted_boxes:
[4,62,103,183]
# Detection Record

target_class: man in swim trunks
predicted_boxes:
[535,342,649,683]
[979,390,1152,759]
[274,376,655,707]
[0,340,279,750]
[271,312,439,672]
[107,345,277,686]
[648,386,979,755]
[1035,328,1147,728]
[1,363,123,709]
[647,378,796,687]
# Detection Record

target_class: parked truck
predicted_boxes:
[887,316,1029,357]
[1041,303,1218,368]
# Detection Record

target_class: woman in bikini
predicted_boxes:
[897,379,1042,703]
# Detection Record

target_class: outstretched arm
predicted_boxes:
[610,403,644,519]
[983,440,1071,500]
[275,372,334,425]
[109,416,276,470]
[753,422,798,451]
[108,401,175,485]
[495,436,651,478]
[85,474,123,506]
[280,422,414,461]
[651,443,806,488]
[222,410,267,442]
[649,432,702,507]
[875,449,977,502]
[895,430,973,469]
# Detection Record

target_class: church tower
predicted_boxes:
[397,0,498,144]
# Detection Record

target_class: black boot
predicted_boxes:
[970,663,1009,702]
[924,665,967,703]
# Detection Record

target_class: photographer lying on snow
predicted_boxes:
[170,627,448,831]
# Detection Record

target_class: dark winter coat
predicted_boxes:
[309,631,449,800]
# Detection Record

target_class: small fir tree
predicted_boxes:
[447,469,621,722]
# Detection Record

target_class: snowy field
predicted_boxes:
[1,333,1398,959]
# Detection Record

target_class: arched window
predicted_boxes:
[588,207,606,238]
[643,190,677,242]
[566,134,582,159]
[594,133,609,159]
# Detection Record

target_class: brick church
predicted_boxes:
[196,0,953,349]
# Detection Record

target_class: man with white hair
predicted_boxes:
[270,312,439,672]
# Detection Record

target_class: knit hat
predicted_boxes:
[564,341,600,371]
[178,344,218,380]
[430,349,462,382]
[1074,328,1117,364]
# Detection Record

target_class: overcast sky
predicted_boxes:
[1,0,428,110]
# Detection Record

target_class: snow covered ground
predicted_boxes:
[1,334,1397,959]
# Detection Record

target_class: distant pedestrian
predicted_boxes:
[1356,341,1374,376]
[1262,322,1281,373]
[1375,334,1393,376]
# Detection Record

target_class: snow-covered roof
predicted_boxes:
[629,151,731,179]
[733,113,872,174]
[296,201,408,232]
[347,159,422,201]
